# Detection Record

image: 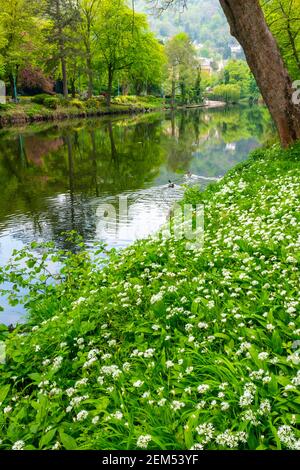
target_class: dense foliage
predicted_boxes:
[263,0,300,80]
[0,142,299,450]
[0,0,292,110]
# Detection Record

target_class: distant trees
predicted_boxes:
[221,60,260,100]
[211,84,241,103]
[93,0,143,106]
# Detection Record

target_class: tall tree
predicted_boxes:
[94,0,149,106]
[79,0,102,98]
[125,31,166,96]
[0,0,38,100]
[44,0,79,98]
[165,33,197,107]
[219,0,300,146]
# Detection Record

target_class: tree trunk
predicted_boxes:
[56,1,68,99]
[87,52,93,99]
[106,68,113,107]
[70,78,76,98]
[61,55,68,99]
[219,0,300,147]
[171,75,176,109]
[9,67,19,102]
[9,75,15,100]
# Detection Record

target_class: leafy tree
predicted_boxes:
[263,0,300,80]
[94,0,159,106]
[0,0,38,100]
[44,0,80,98]
[79,0,102,98]
[125,32,167,96]
[211,83,241,103]
[165,33,197,106]
[193,66,202,104]
[222,59,259,99]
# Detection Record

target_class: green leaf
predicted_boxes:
[0,384,10,403]
[268,375,278,394]
[95,397,109,412]
[271,330,282,353]
[28,373,42,383]
[59,432,78,450]
[39,428,57,448]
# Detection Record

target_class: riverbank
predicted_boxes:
[0,142,299,450]
[0,95,225,127]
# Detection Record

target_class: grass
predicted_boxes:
[0,143,299,450]
[0,95,167,126]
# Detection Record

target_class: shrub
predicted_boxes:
[70,99,84,109]
[43,96,60,109]
[31,94,51,105]
[58,97,70,107]
[85,98,100,109]
[19,66,54,95]
[0,103,9,111]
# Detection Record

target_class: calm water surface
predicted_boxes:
[0,106,272,323]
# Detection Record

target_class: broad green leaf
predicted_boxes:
[39,428,57,448]
[0,384,10,403]
[59,432,78,450]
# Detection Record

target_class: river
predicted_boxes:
[0,106,272,324]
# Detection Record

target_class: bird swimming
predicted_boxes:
[168,180,175,188]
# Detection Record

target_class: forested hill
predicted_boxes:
[135,0,234,53]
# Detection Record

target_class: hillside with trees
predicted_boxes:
[136,0,238,58]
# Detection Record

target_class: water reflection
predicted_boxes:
[0,106,273,322]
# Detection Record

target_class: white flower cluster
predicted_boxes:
[137,434,152,449]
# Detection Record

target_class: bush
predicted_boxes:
[31,94,51,105]
[19,66,54,95]
[58,97,70,107]
[85,98,101,109]
[0,103,10,111]
[70,99,84,109]
[43,96,60,109]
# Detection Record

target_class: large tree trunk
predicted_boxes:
[219,0,300,147]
